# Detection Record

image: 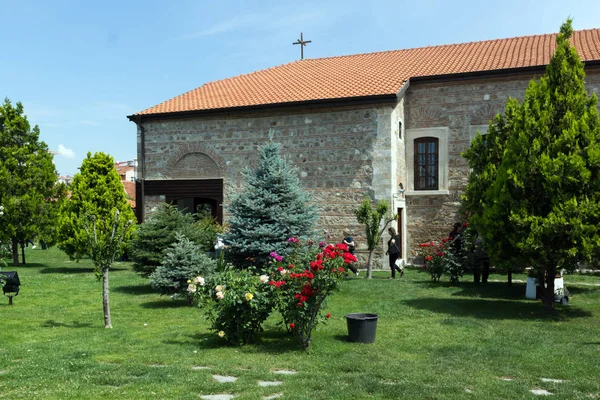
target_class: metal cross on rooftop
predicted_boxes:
[293,32,311,60]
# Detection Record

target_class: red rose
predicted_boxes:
[336,243,348,251]
[289,323,295,329]
[442,238,447,243]
[326,313,331,319]
[463,222,469,227]
[425,255,432,261]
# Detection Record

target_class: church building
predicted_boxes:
[128,28,600,267]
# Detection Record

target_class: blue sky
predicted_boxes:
[2,0,599,176]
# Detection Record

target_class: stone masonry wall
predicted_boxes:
[404,68,600,263]
[139,103,397,269]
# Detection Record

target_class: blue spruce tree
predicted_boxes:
[225,140,318,267]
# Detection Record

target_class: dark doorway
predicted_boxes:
[173,197,218,220]
[138,179,223,223]
[397,207,403,258]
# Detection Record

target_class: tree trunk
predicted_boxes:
[366,250,374,279]
[20,241,26,265]
[540,267,556,311]
[507,269,512,286]
[102,267,112,328]
[11,238,19,265]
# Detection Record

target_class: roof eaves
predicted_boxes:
[127,93,398,121]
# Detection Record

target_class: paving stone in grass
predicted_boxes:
[272,369,297,375]
[540,378,564,383]
[199,395,235,400]
[499,377,514,381]
[213,375,237,383]
[192,366,211,370]
[258,381,283,387]
[530,389,553,396]
[263,394,283,400]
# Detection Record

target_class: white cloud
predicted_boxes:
[57,144,75,159]
[179,9,328,40]
[180,14,262,39]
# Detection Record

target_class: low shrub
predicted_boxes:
[189,267,274,346]
[150,233,216,298]
[130,203,222,277]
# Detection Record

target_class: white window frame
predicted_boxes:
[405,127,449,195]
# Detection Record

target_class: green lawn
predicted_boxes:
[1,248,599,399]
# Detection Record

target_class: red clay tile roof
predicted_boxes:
[122,181,136,209]
[136,29,600,116]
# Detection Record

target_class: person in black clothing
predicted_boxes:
[342,231,359,276]
[473,235,490,284]
[449,222,462,241]
[385,227,403,279]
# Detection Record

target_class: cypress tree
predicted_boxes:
[466,20,600,309]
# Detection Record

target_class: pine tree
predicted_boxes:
[0,99,63,264]
[129,203,220,277]
[150,232,216,297]
[225,140,318,267]
[466,20,600,309]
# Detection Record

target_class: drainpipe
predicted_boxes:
[135,116,146,222]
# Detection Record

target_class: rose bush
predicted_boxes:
[267,238,354,349]
[418,226,465,284]
[189,267,274,346]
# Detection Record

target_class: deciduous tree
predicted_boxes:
[0,99,62,264]
[354,197,395,279]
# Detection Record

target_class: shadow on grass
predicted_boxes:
[39,267,128,274]
[113,284,155,295]
[450,282,526,300]
[333,334,352,343]
[402,297,592,320]
[41,320,93,328]
[164,330,302,353]
[252,330,304,353]
[140,299,190,309]
[5,262,45,269]
[565,285,600,295]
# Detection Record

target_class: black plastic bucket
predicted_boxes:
[345,313,378,343]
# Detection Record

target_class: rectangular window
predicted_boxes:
[414,137,439,190]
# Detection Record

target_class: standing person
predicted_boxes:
[385,227,403,279]
[342,231,359,276]
[449,222,462,241]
